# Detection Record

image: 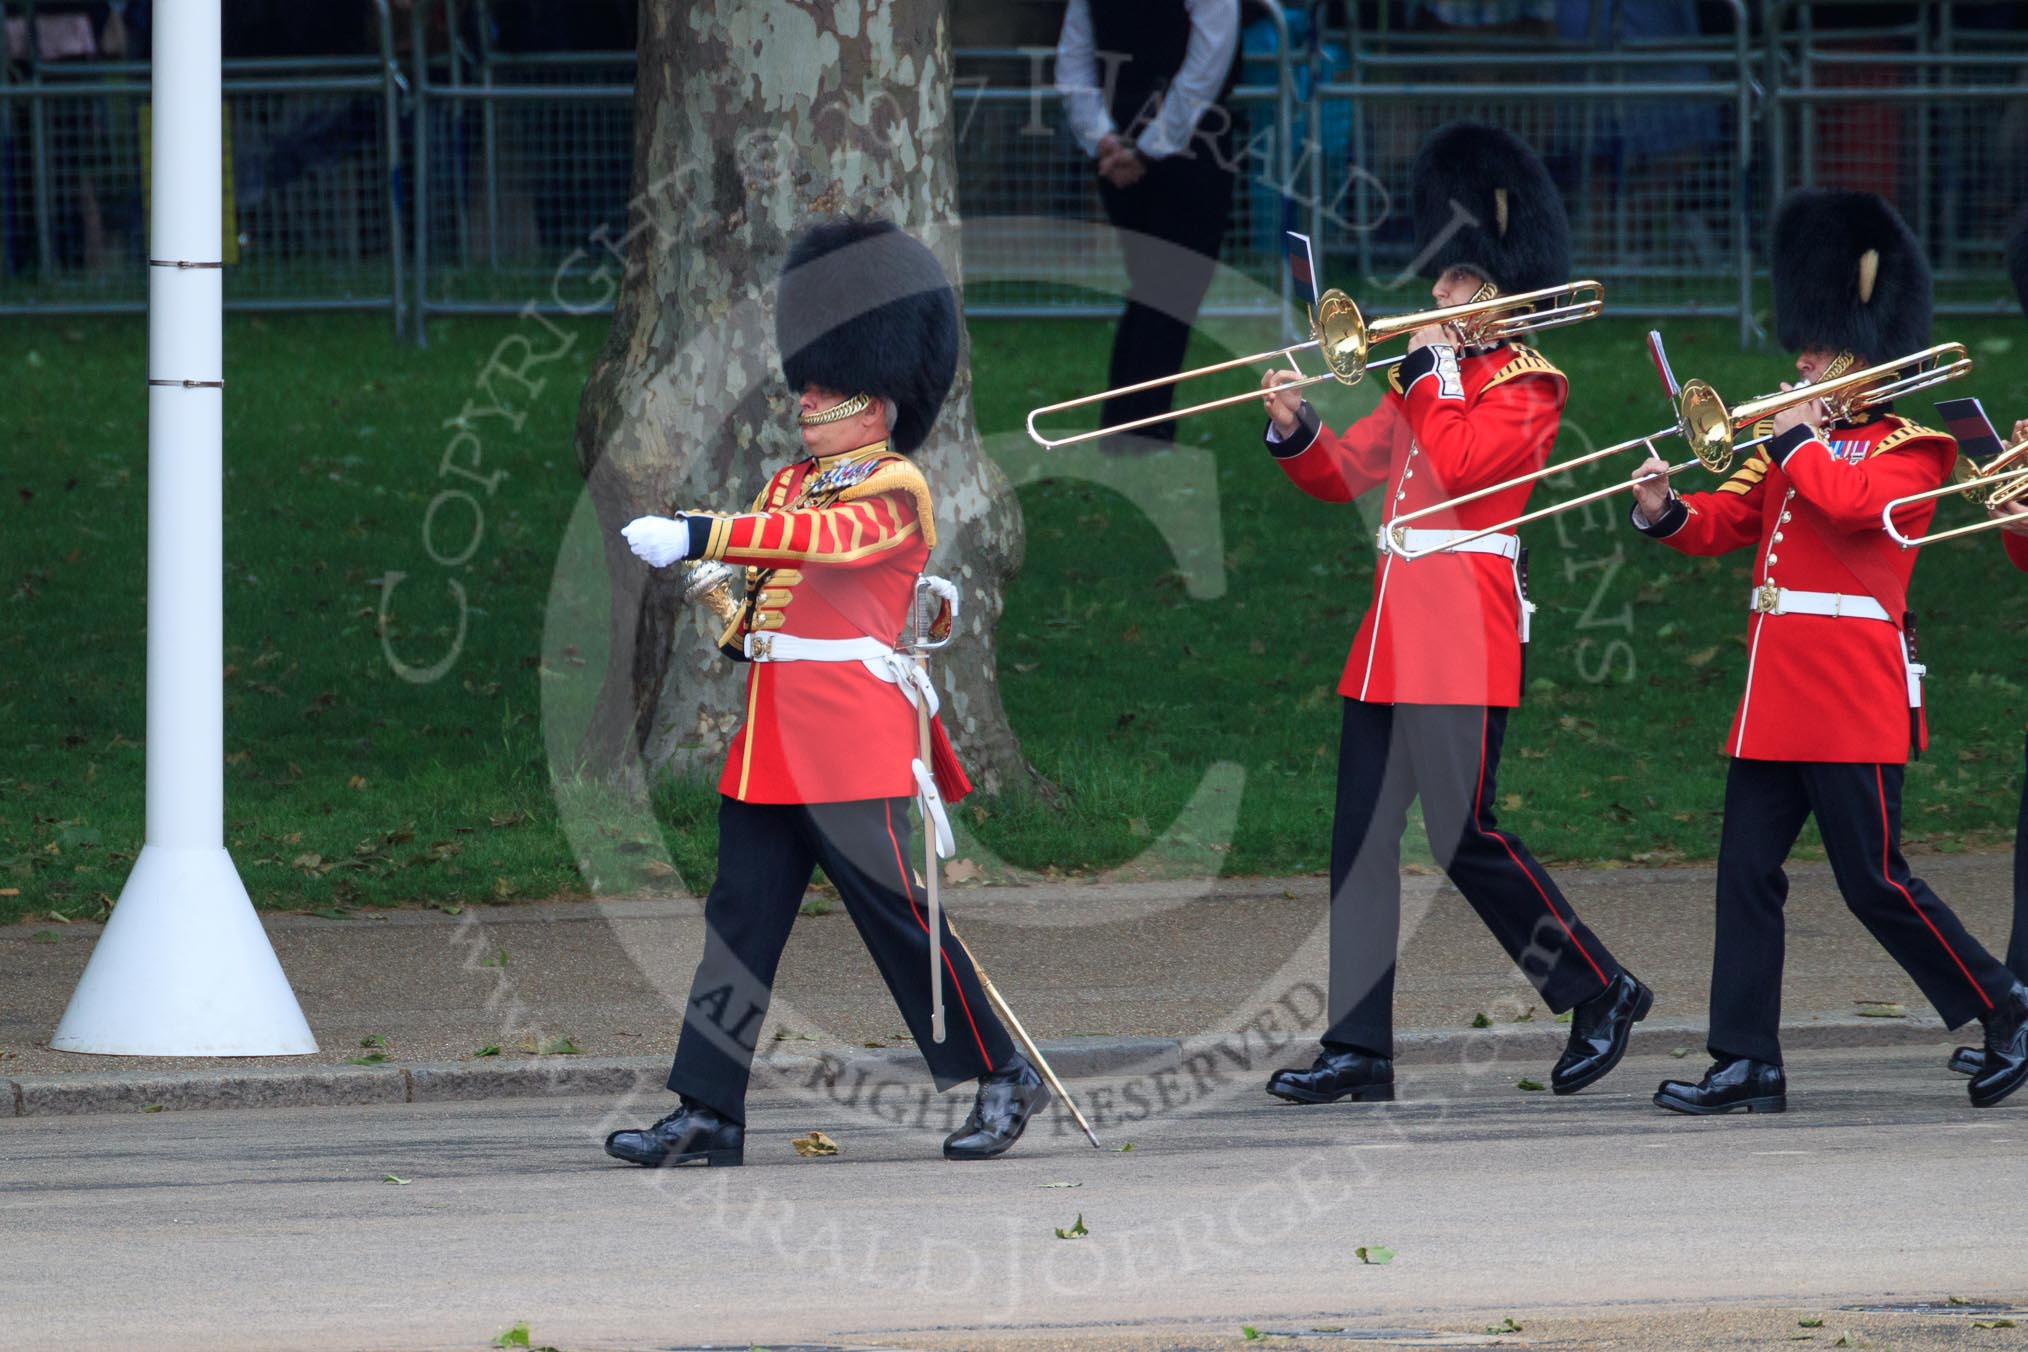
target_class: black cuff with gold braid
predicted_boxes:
[1266,400,1323,459]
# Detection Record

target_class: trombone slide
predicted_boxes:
[1385,342,1973,561]
[1881,448,2028,549]
[1023,280,1604,451]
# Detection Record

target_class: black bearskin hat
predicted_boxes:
[2007,207,2028,322]
[1411,121,1571,296]
[1772,188,1931,361]
[774,218,960,455]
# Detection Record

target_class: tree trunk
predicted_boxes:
[574,0,1035,795]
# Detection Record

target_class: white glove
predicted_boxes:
[621,515,690,568]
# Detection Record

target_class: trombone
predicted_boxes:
[1384,342,1975,560]
[1880,436,2028,548]
[1023,280,1605,450]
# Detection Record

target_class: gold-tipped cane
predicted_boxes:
[905,577,1101,1149]
[948,917,1103,1150]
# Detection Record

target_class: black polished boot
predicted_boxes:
[1551,971,1654,1096]
[1949,1045,1986,1077]
[1969,985,2028,1109]
[1265,1045,1395,1105]
[943,1056,1049,1161]
[604,1098,744,1167]
[1654,1057,1786,1115]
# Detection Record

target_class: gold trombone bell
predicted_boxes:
[1672,342,1973,474]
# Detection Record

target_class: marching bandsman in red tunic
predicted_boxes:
[1953,212,2028,1078]
[1257,123,1653,1106]
[1631,189,2028,1114]
[602,220,1044,1166]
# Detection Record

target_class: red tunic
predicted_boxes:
[1271,343,1566,707]
[2005,528,2028,574]
[1642,414,1953,764]
[695,442,964,805]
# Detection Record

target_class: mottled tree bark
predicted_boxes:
[574,1,1034,794]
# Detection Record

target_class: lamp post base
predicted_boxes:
[51,844,318,1056]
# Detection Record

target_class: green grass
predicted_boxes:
[3,310,2026,924]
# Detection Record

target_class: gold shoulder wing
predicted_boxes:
[1479,342,1567,393]
[837,457,937,549]
[1716,449,1772,494]
[1871,417,1950,457]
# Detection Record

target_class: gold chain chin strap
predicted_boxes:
[796,391,872,427]
[1816,349,1859,421]
[1458,278,1501,345]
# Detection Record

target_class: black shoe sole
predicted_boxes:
[1265,1080,1396,1106]
[1652,1089,1786,1116]
[1551,981,1656,1097]
[604,1143,744,1167]
[1970,1061,2028,1108]
[1949,1047,1985,1077]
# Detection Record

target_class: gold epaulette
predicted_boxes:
[1870,416,1950,457]
[836,456,937,548]
[1717,449,1772,495]
[1479,343,1566,393]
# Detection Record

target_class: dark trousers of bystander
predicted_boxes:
[1095,145,1235,450]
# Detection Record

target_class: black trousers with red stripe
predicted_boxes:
[665,795,1014,1123]
[1711,757,2017,1065]
[2010,731,2028,981]
[1325,699,1623,1056]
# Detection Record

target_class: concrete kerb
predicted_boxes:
[1,1018,1967,1118]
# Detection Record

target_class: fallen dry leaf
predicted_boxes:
[944,858,983,885]
[790,1131,839,1158]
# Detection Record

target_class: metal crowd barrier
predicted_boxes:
[1762,0,2028,317]
[3,1,2025,340]
[0,0,404,324]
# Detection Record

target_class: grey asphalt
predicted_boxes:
[1,1047,2022,1351]
[4,856,2020,1113]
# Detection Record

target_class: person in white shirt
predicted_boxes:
[1056,0,1240,453]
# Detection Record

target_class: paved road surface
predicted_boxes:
[2,1048,2023,1351]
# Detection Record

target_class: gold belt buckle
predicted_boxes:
[1753,581,1781,615]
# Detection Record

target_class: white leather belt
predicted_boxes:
[1746,584,1891,622]
[1381,526,1521,561]
[743,632,888,662]
[742,630,941,717]
[1378,527,1533,643]
[1747,584,1923,708]
[742,629,954,853]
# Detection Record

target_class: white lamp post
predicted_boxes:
[51,0,316,1056]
